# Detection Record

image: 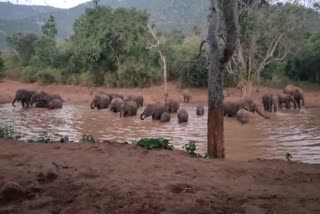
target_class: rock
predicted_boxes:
[25,181,42,198]
[37,167,58,183]
[0,181,25,202]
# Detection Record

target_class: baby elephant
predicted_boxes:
[183,91,192,103]
[110,97,124,113]
[196,106,205,116]
[160,112,171,123]
[120,101,138,117]
[165,98,180,113]
[177,108,189,123]
[236,109,249,124]
[12,89,36,108]
[48,99,63,109]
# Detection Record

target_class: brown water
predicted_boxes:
[1,103,320,164]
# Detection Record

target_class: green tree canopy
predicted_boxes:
[42,15,58,38]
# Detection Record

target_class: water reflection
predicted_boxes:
[1,103,320,164]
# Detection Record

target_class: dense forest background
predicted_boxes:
[0,0,319,92]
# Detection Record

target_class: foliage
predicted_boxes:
[0,125,20,139]
[20,66,37,83]
[81,135,96,143]
[58,135,70,143]
[28,131,53,144]
[6,33,38,65]
[134,138,174,150]
[42,15,57,38]
[36,68,63,85]
[183,141,203,157]
[225,1,319,95]
[285,33,320,82]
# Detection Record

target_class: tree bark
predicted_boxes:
[207,0,238,158]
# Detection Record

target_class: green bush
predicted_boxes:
[0,125,20,139]
[134,138,174,150]
[20,66,37,83]
[2,51,23,79]
[28,131,53,143]
[81,134,96,143]
[78,71,96,86]
[36,68,63,85]
[118,59,161,88]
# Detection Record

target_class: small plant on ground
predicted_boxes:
[58,135,70,143]
[286,153,293,162]
[81,135,96,143]
[183,141,202,157]
[0,125,21,139]
[134,138,174,150]
[28,131,53,144]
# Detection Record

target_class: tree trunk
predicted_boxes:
[207,0,224,158]
[207,0,238,158]
[241,79,253,97]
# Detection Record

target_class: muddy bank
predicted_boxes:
[1,79,320,107]
[0,139,320,214]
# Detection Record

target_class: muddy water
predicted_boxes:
[1,103,320,164]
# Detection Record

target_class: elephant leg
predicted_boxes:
[296,98,301,109]
[22,101,25,108]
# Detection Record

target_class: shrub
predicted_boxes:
[36,68,63,85]
[81,135,96,143]
[28,131,53,143]
[118,58,161,88]
[134,138,174,150]
[20,66,37,83]
[2,51,23,79]
[79,71,96,86]
[0,125,20,139]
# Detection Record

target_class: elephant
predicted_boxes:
[196,106,205,116]
[127,95,144,108]
[160,112,171,123]
[236,109,249,124]
[183,91,192,103]
[140,103,166,120]
[109,97,124,113]
[120,101,138,117]
[278,93,297,109]
[224,96,269,119]
[12,89,36,108]
[177,108,189,123]
[30,91,63,108]
[262,93,278,112]
[284,84,304,109]
[165,98,180,113]
[48,99,63,109]
[90,94,110,110]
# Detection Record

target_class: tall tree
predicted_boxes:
[6,33,38,66]
[42,15,58,38]
[226,1,317,96]
[207,0,239,158]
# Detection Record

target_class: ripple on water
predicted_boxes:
[1,103,320,163]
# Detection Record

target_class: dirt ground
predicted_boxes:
[0,139,319,214]
[1,79,320,107]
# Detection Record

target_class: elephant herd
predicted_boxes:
[12,89,63,109]
[223,84,305,124]
[90,91,205,124]
[11,84,304,125]
[261,84,304,112]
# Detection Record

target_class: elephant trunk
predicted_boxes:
[140,113,146,120]
[12,98,17,107]
[255,108,270,119]
[90,102,95,109]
